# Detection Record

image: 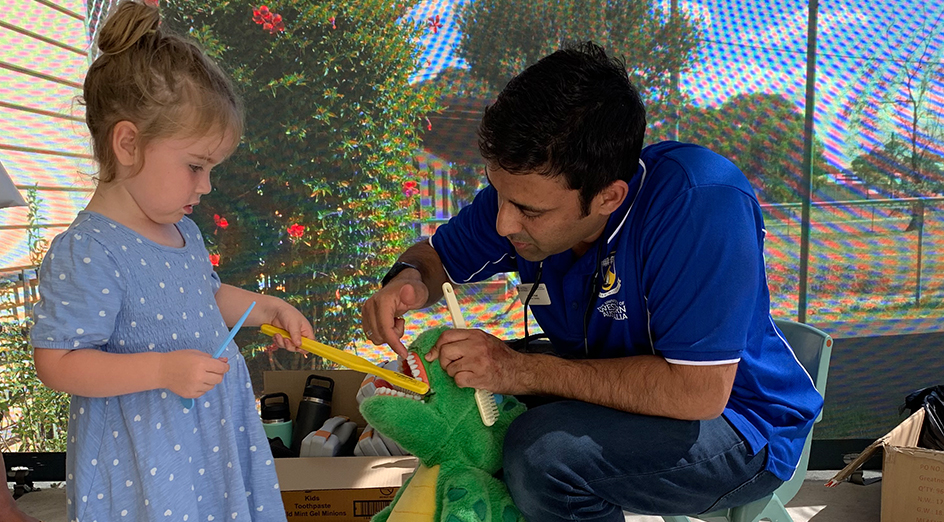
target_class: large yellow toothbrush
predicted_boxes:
[260,324,429,396]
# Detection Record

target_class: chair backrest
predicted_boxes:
[769,319,832,505]
[773,319,832,404]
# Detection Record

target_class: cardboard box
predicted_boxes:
[264,370,418,521]
[829,408,944,522]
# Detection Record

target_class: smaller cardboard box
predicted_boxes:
[264,370,418,521]
[276,456,416,520]
[829,408,944,522]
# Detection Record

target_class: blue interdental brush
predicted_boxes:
[179,301,255,409]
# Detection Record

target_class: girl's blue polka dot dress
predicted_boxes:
[30,211,286,521]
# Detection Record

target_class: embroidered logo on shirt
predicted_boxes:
[598,254,621,298]
[597,298,627,320]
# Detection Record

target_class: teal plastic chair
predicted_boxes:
[662,319,833,522]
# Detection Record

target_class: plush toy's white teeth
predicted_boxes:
[375,386,423,401]
[405,353,419,377]
[374,352,429,402]
[405,352,430,386]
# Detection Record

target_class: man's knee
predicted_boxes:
[503,407,596,479]
[503,409,543,477]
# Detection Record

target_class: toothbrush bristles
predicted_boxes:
[475,388,499,426]
[391,384,422,397]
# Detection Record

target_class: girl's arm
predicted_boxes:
[29,232,232,398]
[34,347,229,398]
[215,283,314,351]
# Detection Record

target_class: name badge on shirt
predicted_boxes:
[516,283,551,305]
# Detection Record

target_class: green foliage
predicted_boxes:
[0,316,70,452]
[844,13,944,195]
[678,93,829,202]
[161,1,442,365]
[424,66,494,100]
[455,0,702,124]
[25,186,49,267]
[450,164,485,210]
[0,189,67,452]
[851,134,944,199]
[808,264,894,296]
[448,3,829,203]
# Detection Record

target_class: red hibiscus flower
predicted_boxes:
[427,15,443,34]
[287,223,305,238]
[402,180,420,197]
[253,5,285,34]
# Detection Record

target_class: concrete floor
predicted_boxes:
[13,471,881,522]
[623,472,882,522]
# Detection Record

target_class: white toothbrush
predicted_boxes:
[442,282,499,426]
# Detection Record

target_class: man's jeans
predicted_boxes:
[502,400,784,522]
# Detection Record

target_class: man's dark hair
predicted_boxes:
[478,41,647,215]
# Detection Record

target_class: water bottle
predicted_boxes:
[291,375,334,456]
[260,392,293,448]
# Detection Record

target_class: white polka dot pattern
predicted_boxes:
[30,213,283,521]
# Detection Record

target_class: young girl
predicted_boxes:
[30,1,310,520]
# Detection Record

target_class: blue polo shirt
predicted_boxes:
[429,141,823,481]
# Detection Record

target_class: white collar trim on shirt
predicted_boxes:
[607,158,647,245]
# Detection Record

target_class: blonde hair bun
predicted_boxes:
[81,0,243,183]
[96,0,160,56]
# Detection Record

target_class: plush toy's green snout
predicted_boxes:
[360,327,527,522]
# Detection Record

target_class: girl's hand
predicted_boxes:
[266,299,314,353]
[158,350,230,398]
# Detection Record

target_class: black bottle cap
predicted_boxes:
[303,375,335,401]
[260,392,291,421]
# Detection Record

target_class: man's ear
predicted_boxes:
[111,121,139,168]
[594,179,630,216]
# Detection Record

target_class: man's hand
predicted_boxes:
[158,350,230,398]
[425,329,527,394]
[361,277,429,357]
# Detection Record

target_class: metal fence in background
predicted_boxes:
[763,196,944,329]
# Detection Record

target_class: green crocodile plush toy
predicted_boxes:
[359,327,527,522]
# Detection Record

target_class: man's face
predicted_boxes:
[487,164,611,261]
